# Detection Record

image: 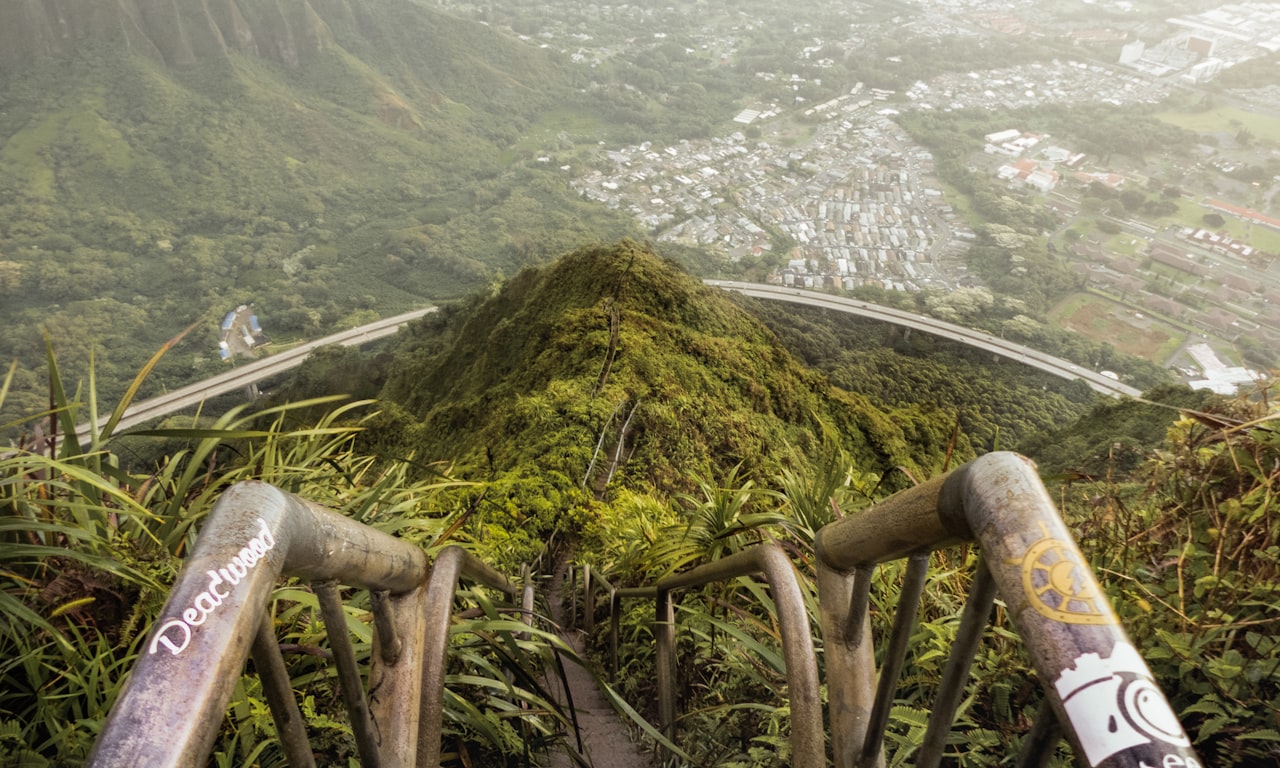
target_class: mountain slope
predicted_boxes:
[0,0,636,425]
[373,241,961,497]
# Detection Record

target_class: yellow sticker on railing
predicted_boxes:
[1018,534,1115,625]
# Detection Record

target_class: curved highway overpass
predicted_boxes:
[705,280,1141,399]
[56,281,1137,451]
[70,307,437,446]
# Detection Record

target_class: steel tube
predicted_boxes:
[649,545,825,767]
[250,614,316,768]
[957,452,1199,768]
[584,564,595,634]
[367,583,429,768]
[656,589,677,742]
[846,564,873,645]
[752,544,824,768]
[813,452,1201,767]
[568,566,578,631]
[417,546,519,766]
[858,553,930,768]
[815,471,968,569]
[370,590,403,666]
[87,481,428,767]
[609,590,621,681]
[817,562,880,768]
[916,562,997,768]
[657,545,779,591]
[1014,698,1064,768]
[315,581,381,768]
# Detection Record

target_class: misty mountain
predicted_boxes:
[0,0,636,422]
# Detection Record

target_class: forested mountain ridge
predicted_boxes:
[274,240,1278,765]
[1,0,334,70]
[0,0,640,427]
[347,241,965,559]
[1,0,556,77]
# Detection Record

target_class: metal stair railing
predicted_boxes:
[85,480,528,768]
[815,451,1201,767]
[568,563,624,682]
[572,544,824,767]
[576,452,1203,768]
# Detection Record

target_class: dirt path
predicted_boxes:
[545,564,653,768]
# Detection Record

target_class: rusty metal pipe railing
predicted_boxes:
[315,580,382,768]
[87,483,532,768]
[418,545,521,767]
[915,560,997,768]
[572,564,623,676]
[250,615,316,768]
[86,481,429,767]
[815,451,1201,768]
[858,552,929,767]
[597,544,824,767]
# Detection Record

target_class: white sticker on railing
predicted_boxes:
[148,518,277,656]
[1054,641,1192,766]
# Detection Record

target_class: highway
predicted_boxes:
[72,307,437,446]
[704,280,1142,399]
[64,280,1138,450]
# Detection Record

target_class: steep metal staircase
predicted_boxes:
[85,453,1203,767]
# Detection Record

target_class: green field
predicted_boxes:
[1105,233,1147,256]
[1049,291,1186,363]
[1155,104,1280,145]
[1170,198,1280,254]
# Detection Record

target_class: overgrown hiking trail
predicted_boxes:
[547,563,653,768]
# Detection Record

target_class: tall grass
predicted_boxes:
[0,344,590,765]
[579,408,1280,767]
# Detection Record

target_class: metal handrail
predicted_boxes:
[576,544,824,768]
[814,451,1201,768]
[85,481,528,768]
[571,564,627,679]
[419,545,521,766]
[579,452,1202,768]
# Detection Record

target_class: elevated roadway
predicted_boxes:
[705,280,1141,399]
[69,308,437,447]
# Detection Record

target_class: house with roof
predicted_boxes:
[997,157,1059,192]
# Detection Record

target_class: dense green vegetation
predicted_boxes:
[358,242,963,566]
[6,242,1277,766]
[0,0,643,427]
[744,299,1098,453]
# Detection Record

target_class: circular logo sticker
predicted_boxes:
[1020,536,1114,625]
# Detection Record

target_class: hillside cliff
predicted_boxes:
[0,0,346,70]
[0,0,628,428]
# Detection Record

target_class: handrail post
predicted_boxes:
[609,589,620,682]
[417,545,519,767]
[916,562,997,768]
[315,580,382,768]
[584,563,595,634]
[368,583,429,768]
[250,613,316,768]
[655,588,677,742]
[568,565,578,631]
[817,560,881,768]
[753,546,824,768]
[647,545,825,767]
